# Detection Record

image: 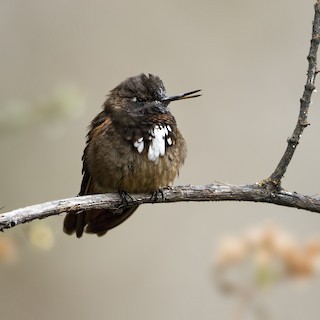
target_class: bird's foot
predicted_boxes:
[150,189,165,203]
[118,190,134,209]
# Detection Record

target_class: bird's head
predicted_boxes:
[104,73,200,126]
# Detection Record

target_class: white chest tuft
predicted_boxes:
[133,125,173,162]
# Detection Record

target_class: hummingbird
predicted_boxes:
[63,73,201,237]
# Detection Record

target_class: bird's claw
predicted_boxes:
[150,189,165,203]
[118,190,134,209]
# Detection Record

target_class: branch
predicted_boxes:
[268,1,320,186]
[1,2,320,231]
[1,184,320,231]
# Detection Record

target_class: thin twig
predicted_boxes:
[268,1,320,186]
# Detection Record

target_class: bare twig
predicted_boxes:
[268,1,320,186]
[1,184,320,231]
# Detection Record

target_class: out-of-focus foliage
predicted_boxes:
[214,222,320,319]
[0,85,85,138]
[0,235,17,264]
[29,223,55,250]
[0,222,55,265]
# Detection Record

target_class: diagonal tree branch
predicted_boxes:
[1,2,320,232]
[268,0,320,186]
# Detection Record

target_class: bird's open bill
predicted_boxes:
[162,89,201,102]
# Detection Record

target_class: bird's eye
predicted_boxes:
[132,97,145,103]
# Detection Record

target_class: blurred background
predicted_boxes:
[1,0,320,319]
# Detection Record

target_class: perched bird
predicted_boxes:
[63,73,200,237]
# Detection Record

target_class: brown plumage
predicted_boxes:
[63,73,200,237]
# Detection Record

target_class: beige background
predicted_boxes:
[1,0,320,319]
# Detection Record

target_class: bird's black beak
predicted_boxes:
[162,89,201,102]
